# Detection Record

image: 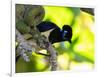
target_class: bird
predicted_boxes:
[16,21,72,62]
[36,21,72,44]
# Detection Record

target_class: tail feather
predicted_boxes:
[37,21,59,32]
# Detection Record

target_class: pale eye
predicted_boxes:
[63,30,68,39]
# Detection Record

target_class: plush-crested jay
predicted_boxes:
[36,21,72,44]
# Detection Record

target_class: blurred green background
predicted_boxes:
[16,5,94,73]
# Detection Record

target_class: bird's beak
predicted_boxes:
[68,40,72,43]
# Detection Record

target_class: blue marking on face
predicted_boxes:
[62,30,68,40]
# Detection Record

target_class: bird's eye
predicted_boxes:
[63,30,68,39]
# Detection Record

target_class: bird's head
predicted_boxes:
[61,25,72,43]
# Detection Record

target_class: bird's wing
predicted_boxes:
[37,21,59,32]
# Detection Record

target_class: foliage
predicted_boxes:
[16,5,94,72]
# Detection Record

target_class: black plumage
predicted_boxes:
[37,21,72,44]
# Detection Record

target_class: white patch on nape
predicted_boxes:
[41,28,54,40]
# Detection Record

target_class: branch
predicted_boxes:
[16,28,57,70]
[30,27,58,71]
[16,4,58,71]
[46,43,57,71]
[16,29,37,62]
[80,8,94,15]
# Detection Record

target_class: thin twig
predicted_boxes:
[80,8,94,15]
